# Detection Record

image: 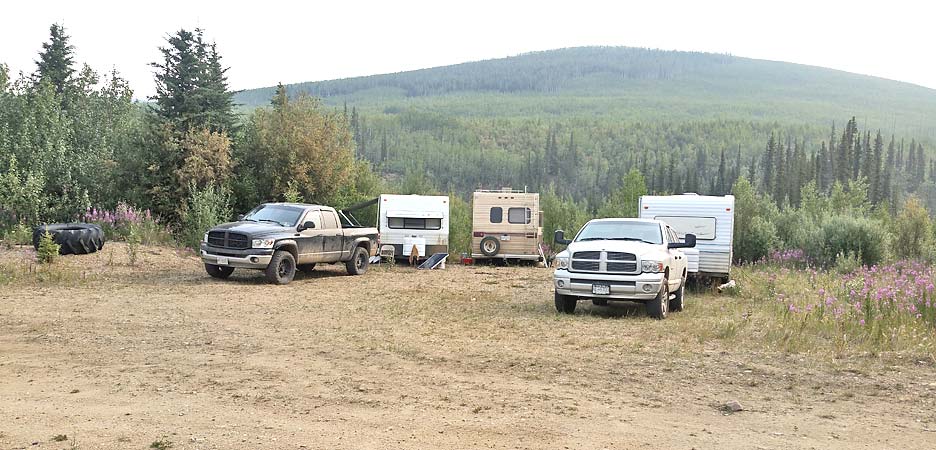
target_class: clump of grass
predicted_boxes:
[150,439,173,450]
[1,223,32,248]
[126,224,142,266]
[51,434,68,442]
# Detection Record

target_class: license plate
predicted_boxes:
[216,257,229,265]
[592,284,610,295]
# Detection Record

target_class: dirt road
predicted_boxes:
[1,245,934,449]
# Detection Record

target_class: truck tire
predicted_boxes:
[205,264,234,279]
[646,281,669,319]
[669,276,686,312]
[346,246,369,275]
[480,236,500,257]
[265,250,296,285]
[555,291,577,314]
[32,223,105,255]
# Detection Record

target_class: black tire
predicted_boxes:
[555,291,577,314]
[32,223,105,255]
[479,236,501,257]
[297,263,316,274]
[265,250,296,285]
[346,246,369,275]
[646,279,669,319]
[205,264,234,279]
[669,276,686,312]
[592,299,609,306]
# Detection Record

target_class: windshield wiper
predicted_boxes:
[577,237,606,241]
[608,237,656,244]
[256,219,285,226]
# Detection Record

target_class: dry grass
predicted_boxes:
[0,245,934,449]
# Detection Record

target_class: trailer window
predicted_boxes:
[655,216,716,240]
[508,207,531,224]
[388,217,442,230]
[490,207,503,223]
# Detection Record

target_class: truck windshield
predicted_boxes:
[243,205,304,227]
[575,221,663,244]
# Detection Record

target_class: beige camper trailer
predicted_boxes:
[471,189,543,261]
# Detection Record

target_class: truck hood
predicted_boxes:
[210,221,292,237]
[566,240,668,259]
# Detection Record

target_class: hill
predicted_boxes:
[235,47,936,138]
[232,47,936,208]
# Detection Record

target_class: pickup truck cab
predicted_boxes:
[552,218,696,319]
[200,202,378,285]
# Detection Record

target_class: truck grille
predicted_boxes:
[571,261,600,271]
[607,252,636,261]
[570,251,640,274]
[607,262,638,272]
[207,231,250,249]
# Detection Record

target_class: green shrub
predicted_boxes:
[1,223,32,248]
[126,225,142,266]
[180,184,232,251]
[813,215,888,267]
[37,231,59,264]
[736,216,780,263]
[892,196,933,260]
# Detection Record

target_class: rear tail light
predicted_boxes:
[473,232,484,237]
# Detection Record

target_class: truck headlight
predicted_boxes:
[252,238,275,249]
[641,260,664,273]
[203,233,209,243]
[556,256,569,269]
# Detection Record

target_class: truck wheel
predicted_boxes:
[669,277,686,312]
[297,263,316,274]
[346,246,369,275]
[592,299,608,306]
[646,281,669,319]
[480,236,500,257]
[265,250,296,285]
[205,263,234,279]
[555,291,577,314]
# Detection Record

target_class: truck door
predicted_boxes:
[666,227,686,284]
[296,210,325,263]
[320,210,344,262]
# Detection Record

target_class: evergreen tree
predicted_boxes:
[716,147,727,194]
[869,131,883,203]
[34,24,75,94]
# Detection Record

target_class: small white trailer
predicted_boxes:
[378,194,450,260]
[638,194,734,282]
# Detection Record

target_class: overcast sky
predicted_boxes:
[2,0,934,99]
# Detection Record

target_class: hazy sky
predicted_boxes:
[2,0,934,99]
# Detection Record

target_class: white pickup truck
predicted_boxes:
[552,218,697,319]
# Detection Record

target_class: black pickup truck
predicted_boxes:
[200,203,378,285]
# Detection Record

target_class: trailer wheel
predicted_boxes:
[480,236,500,257]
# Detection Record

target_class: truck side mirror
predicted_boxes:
[298,221,316,231]
[236,214,245,221]
[554,230,572,246]
[668,233,696,249]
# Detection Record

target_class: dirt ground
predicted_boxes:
[1,244,935,449]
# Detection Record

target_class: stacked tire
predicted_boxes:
[32,223,105,255]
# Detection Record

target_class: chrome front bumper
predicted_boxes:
[553,270,664,300]
[200,244,273,269]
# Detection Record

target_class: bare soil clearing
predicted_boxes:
[1,245,935,449]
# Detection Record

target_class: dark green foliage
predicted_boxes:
[151,29,235,133]
[34,24,75,94]
[813,215,887,267]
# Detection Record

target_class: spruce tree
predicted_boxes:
[34,24,75,95]
[716,147,727,195]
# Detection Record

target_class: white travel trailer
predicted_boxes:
[638,194,734,281]
[378,194,450,260]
